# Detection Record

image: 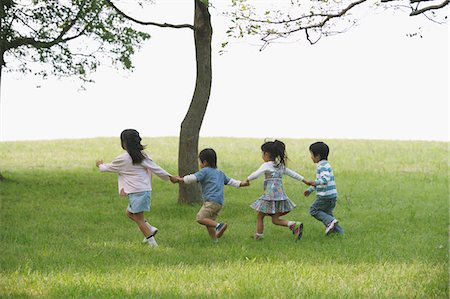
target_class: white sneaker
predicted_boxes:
[141,221,159,244]
[325,219,338,235]
[145,220,159,236]
[146,236,158,247]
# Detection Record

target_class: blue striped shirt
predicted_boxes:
[307,160,338,199]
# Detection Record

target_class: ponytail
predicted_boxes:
[120,129,146,164]
[261,139,288,167]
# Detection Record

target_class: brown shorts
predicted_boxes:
[196,201,223,221]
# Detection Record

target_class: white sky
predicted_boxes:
[0,1,449,142]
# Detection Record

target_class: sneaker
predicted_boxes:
[325,219,338,235]
[215,222,228,238]
[145,220,159,237]
[291,222,301,235]
[146,236,158,247]
[296,222,304,240]
[254,233,264,240]
[289,223,296,234]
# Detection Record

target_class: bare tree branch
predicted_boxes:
[380,0,450,15]
[104,0,194,30]
[410,0,450,15]
[267,0,367,37]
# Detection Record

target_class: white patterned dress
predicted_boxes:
[248,162,305,215]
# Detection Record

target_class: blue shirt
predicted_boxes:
[194,167,231,205]
[307,160,338,199]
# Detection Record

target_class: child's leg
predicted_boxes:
[197,218,219,239]
[197,202,225,240]
[256,212,266,234]
[126,210,151,237]
[323,199,344,234]
[309,197,335,227]
[270,213,289,227]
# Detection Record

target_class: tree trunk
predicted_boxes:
[0,51,3,181]
[177,0,212,204]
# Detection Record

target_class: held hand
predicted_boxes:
[304,190,311,197]
[169,176,181,184]
[119,188,128,197]
[303,179,316,186]
[240,179,250,187]
[96,160,103,168]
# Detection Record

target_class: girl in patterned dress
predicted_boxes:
[245,140,308,240]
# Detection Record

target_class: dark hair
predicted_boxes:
[120,129,146,164]
[261,139,287,167]
[199,148,217,168]
[309,141,329,161]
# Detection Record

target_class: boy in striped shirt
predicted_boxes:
[304,142,344,235]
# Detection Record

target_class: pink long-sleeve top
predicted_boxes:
[98,152,171,194]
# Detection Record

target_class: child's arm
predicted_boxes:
[314,167,331,186]
[182,174,198,184]
[283,167,305,182]
[247,163,270,181]
[304,187,314,197]
[225,177,250,188]
[96,155,127,173]
[303,179,316,186]
[142,158,172,181]
[180,167,209,184]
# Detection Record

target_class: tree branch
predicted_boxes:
[270,0,367,37]
[104,0,194,30]
[410,0,450,15]
[5,4,92,51]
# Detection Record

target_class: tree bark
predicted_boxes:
[177,0,212,204]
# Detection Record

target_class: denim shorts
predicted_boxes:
[127,191,151,213]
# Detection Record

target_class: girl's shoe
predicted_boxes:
[146,236,158,248]
[142,221,159,244]
[296,222,304,240]
[254,233,264,240]
[145,220,159,237]
[290,222,301,235]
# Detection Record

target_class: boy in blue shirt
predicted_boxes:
[178,148,249,241]
[304,142,344,235]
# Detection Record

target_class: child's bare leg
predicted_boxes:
[256,212,265,234]
[197,218,218,240]
[271,213,289,227]
[206,226,217,239]
[126,210,151,237]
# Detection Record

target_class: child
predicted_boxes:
[96,129,177,248]
[303,141,344,235]
[245,140,307,240]
[178,148,249,242]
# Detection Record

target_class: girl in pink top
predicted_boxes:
[96,129,177,248]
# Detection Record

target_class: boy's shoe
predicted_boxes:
[145,220,159,237]
[325,219,338,235]
[215,222,228,238]
[146,236,158,248]
[296,222,304,240]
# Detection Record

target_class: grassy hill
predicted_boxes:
[0,137,448,298]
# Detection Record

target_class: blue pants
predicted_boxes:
[309,197,344,234]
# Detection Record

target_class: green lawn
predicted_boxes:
[0,137,448,298]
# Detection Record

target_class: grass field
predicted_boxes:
[0,137,448,298]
